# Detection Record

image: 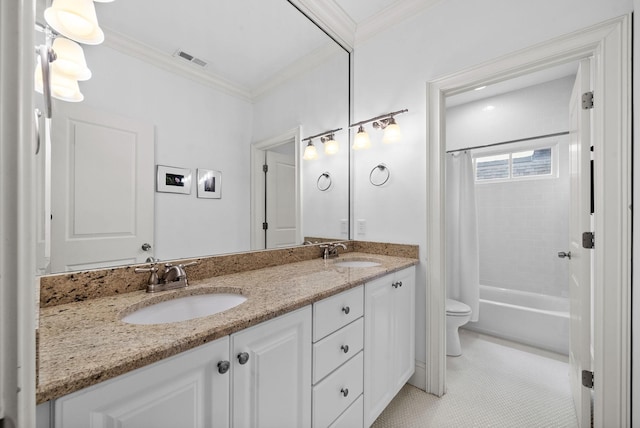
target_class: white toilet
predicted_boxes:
[446,299,472,356]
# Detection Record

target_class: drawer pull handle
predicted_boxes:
[341,345,349,354]
[217,360,230,374]
[237,352,250,365]
[342,306,350,315]
[392,281,399,288]
[340,388,349,397]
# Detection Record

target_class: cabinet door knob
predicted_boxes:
[398,281,403,287]
[217,360,230,374]
[341,344,349,354]
[340,388,349,397]
[342,306,350,315]
[237,352,250,365]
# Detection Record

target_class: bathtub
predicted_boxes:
[464,285,570,355]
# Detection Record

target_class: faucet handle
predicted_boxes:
[134,264,159,285]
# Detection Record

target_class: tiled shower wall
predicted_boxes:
[475,139,570,297]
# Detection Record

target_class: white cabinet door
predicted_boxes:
[55,337,230,428]
[364,267,415,427]
[231,306,312,428]
[392,267,416,394]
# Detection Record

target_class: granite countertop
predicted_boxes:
[36,252,418,404]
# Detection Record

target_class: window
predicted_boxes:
[475,147,553,181]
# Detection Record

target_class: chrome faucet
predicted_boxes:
[319,242,347,260]
[135,261,197,293]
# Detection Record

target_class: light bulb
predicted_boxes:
[45,0,105,45]
[352,125,371,150]
[51,37,91,80]
[35,57,84,102]
[382,118,402,144]
[323,137,339,155]
[303,142,318,160]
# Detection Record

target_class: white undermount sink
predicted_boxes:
[121,293,247,325]
[333,260,381,268]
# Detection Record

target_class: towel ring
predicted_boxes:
[369,163,390,186]
[317,172,332,191]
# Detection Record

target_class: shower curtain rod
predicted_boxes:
[445,131,570,154]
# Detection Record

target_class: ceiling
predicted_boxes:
[38,0,576,103]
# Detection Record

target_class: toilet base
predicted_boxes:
[446,326,463,357]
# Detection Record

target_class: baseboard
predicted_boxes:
[407,359,426,391]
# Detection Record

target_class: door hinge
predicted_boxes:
[582,232,594,249]
[582,370,594,389]
[582,91,594,109]
[262,222,268,230]
[262,164,268,173]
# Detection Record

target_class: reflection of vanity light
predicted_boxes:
[474,86,487,91]
[51,37,92,80]
[44,0,105,45]
[482,105,495,111]
[352,125,371,150]
[303,141,318,160]
[321,134,339,155]
[34,57,84,102]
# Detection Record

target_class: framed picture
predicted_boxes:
[197,169,222,199]
[157,165,192,194]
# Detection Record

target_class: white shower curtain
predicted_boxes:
[446,151,480,321]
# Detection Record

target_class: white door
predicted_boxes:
[265,150,297,248]
[51,104,154,272]
[231,306,311,428]
[568,59,592,427]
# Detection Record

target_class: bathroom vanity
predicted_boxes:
[36,246,417,428]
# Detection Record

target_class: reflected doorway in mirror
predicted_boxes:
[197,169,222,199]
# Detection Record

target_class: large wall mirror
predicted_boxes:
[35,0,351,274]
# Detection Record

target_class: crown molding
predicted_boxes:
[355,0,442,45]
[102,27,253,102]
[252,41,343,100]
[287,0,356,52]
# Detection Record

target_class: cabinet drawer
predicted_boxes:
[312,351,363,428]
[313,285,363,341]
[329,395,363,428]
[313,317,363,384]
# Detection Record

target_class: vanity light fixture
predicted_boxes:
[350,108,408,149]
[35,0,111,118]
[352,125,371,150]
[302,141,318,160]
[302,128,343,160]
[44,0,105,45]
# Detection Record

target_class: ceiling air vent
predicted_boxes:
[173,49,208,68]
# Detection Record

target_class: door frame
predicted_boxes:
[250,126,302,250]
[426,15,631,427]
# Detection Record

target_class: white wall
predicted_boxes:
[252,49,350,240]
[352,0,632,368]
[446,76,575,150]
[447,77,572,298]
[633,1,639,425]
[79,46,253,261]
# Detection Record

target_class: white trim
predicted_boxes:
[1,0,37,425]
[250,127,302,250]
[287,0,356,52]
[355,0,441,46]
[408,359,427,391]
[426,15,631,425]
[102,27,252,102]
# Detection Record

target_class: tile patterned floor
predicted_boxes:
[372,330,578,427]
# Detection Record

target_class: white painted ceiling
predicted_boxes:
[38,0,576,101]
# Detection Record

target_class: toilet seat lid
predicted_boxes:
[446,299,471,314]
